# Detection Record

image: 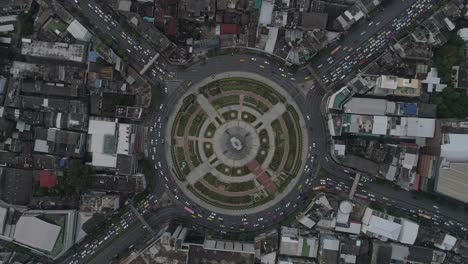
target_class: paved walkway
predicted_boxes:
[197,94,225,125]
[254,103,286,130]
[186,159,219,184]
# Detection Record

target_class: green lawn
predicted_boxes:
[211,95,240,109]
[193,182,252,204]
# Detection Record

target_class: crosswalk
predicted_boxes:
[164,79,184,94]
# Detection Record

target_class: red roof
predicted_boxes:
[36,170,57,188]
[413,173,420,191]
[220,24,240,35]
[166,17,177,36]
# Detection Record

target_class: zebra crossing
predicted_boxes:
[164,79,184,94]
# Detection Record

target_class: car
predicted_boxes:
[251,57,256,61]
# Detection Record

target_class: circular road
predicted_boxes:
[147,54,324,232]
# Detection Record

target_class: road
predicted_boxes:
[56,0,468,262]
[64,0,175,86]
[310,0,438,87]
[147,54,315,233]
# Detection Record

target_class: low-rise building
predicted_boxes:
[279,227,319,259]
[20,40,86,63]
[33,127,86,158]
[87,117,137,175]
[361,207,419,245]
[435,133,468,203]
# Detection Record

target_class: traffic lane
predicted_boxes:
[313,0,435,81]
[364,182,468,224]
[68,0,154,71]
[82,208,182,264]
[149,58,319,230]
[320,0,437,86]
[353,187,468,235]
[74,0,157,59]
[311,0,419,68]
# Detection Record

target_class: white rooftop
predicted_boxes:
[362,208,401,241]
[441,133,468,162]
[88,119,117,168]
[67,20,92,41]
[372,116,388,135]
[258,0,274,26]
[13,216,61,252]
[434,234,457,251]
[398,219,419,245]
[343,98,391,115]
[0,207,6,235]
[264,27,278,53]
[379,75,398,90]
[458,28,468,41]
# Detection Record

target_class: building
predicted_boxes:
[13,215,61,252]
[342,114,435,138]
[421,68,447,93]
[300,12,328,30]
[21,40,86,63]
[371,242,446,264]
[88,174,145,193]
[66,20,92,41]
[374,75,421,97]
[33,127,86,157]
[87,117,137,175]
[334,200,362,235]
[279,227,319,259]
[435,133,468,203]
[361,208,419,245]
[0,24,14,32]
[80,193,120,214]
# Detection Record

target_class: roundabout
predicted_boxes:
[166,74,307,213]
[147,54,324,232]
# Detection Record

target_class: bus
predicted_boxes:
[330,46,342,56]
[312,185,326,191]
[354,193,368,200]
[418,213,432,220]
[184,206,194,214]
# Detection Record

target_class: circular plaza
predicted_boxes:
[166,72,308,213]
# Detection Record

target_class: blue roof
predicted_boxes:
[95,79,103,88]
[143,17,155,23]
[88,51,98,62]
[400,102,417,116]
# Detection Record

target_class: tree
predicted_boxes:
[58,160,93,194]
[432,87,468,118]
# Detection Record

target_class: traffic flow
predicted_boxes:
[314,0,437,87]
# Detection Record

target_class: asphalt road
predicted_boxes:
[147,54,316,233]
[55,0,468,262]
[310,0,439,87]
[64,0,174,86]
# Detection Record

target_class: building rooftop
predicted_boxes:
[435,162,468,203]
[188,244,255,264]
[343,98,394,116]
[441,133,468,162]
[21,40,85,62]
[66,20,92,41]
[13,215,61,252]
[301,12,328,30]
